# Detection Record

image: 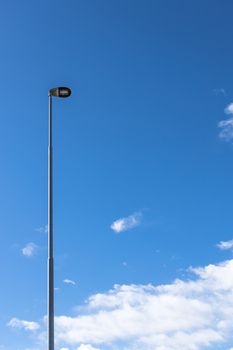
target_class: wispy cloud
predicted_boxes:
[35,225,48,234]
[110,212,142,233]
[21,242,37,257]
[7,318,40,331]
[213,88,226,96]
[217,239,233,250]
[218,103,233,141]
[63,279,76,286]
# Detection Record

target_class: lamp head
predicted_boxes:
[49,87,72,98]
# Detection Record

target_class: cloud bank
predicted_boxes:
[49,259,233,350]
[110,212,142,233]
[8,259,233,350]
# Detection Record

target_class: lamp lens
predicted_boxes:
[59,87,71,97]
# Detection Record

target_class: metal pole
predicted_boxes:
[48,94,54,350]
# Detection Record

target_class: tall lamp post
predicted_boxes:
[48,87,72,350]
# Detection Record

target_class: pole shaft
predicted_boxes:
[48,95,54,350]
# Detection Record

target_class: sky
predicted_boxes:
[2,0,233,349]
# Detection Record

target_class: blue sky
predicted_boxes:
[2,1,233,349]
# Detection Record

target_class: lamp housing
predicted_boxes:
[49,87,71,98]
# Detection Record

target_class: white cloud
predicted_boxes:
[225,103,233,115]
[50,259,233,350]
[64,279,76,286]
[21,242,37,257]
[8,318,40,331]
[77,345,100,350]
[218,103,233,141]
[218,117,233,141]
[217,239,233,250]
[110,212,142,233]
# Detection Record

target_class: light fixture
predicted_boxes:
[49,86,72,98]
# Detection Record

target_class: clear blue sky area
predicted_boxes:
[1,1,233,350]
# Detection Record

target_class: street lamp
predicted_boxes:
[48,87,71,350]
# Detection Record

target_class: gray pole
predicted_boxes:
[48,94,54,350]
[47,86,71,350]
